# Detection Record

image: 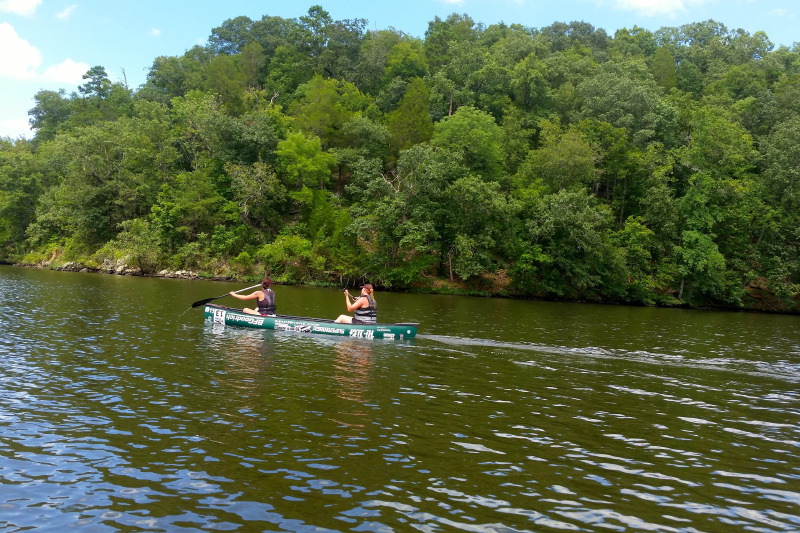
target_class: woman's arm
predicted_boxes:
[230,290,262,301]
[344,292,367,312]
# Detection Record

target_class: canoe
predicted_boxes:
[203,303,419,340]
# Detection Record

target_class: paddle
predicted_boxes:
[190,283,262,309]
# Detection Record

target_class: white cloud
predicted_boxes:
[0,117,33,139]
[612,0,714,18]
[56,4,77,20]
[43,58,89,84]
[0,23,88,84]
[150,27,161,37]
[0,22,41,80]
[0,0,41,17]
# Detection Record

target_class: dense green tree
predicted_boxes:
[576,59,678,146]
[499,105,536,176]
[294,5,333,64]
[539,21,611,54]
[347,144,465,283]
[318,17,367,80]
[28,67,134,141]
[516,118,599,193]
[240,42,267,87]
[611,26,657,59]
[170,90,226,170]
[104,217,162,273]
[249,15,298,58]
[334,115,390,185]
[510,53,550,114]
[487,24,543,68]
[141,48,211,103]
[0,140,43,257]
[353,29,406,94]
[442,175,515,280]
[656,20,731,75]
[708,63,768,101]
[264,45,313,101]
[426,39,491,118]
[431,105,504,179]
[543,46,598,89]
[575,118,633,216]
[289,75,373,148]
[610,216,659,303]
[27,112,176,252]
[424,13,480,70]
[513,188,621,298]
[651,47,677,91]
[28,89,71,142]
[226,161,287,235]
[208,15,259,55]
[255,234,325,282]
[681,105,757,179]
[204,54,247,114]
[149,169,239,261]
[78,66,113,99]
[761,116,800,210]
[676,59,704,96]
[387,77,434,154]
[276,131,336,189]
[384,39,429,82]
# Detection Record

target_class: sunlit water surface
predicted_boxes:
[1,266,798,532]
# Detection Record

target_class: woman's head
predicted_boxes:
[360,283,373,295]
[262,277,272,289]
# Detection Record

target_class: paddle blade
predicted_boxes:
[189,283,259,309]
[190,296,219,308]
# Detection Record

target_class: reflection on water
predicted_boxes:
[333,340,373,404]
[0,266,799,532]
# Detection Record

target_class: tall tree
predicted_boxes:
[424,13,480,70]
[516,118,599,193]
[276,131,336,189]
[651,47,677,91]
[28,89,71,143]
[0,140,43,257]
[289,75,372,148]
[387,77,434,155]
[78,66,112,99]
[431,106,504,179]
[204,54,247,114]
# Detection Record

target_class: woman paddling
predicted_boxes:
[229,277,276,316]
[335,283,377,324]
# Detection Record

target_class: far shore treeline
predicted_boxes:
[1,6,799,311]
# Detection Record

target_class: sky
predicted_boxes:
[1,0,797,139]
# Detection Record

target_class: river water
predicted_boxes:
[0,266,798,532]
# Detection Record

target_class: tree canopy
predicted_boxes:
[2,6,799,311]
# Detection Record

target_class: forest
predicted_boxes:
[1,5,799,311]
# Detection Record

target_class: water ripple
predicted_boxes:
[2,268,799,531]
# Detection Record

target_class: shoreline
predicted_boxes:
[6,259,798,316]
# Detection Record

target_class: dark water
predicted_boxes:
[1,266,798,532]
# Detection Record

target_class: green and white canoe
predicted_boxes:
[203,303,419,340]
